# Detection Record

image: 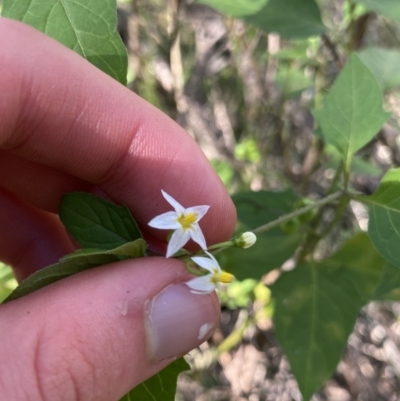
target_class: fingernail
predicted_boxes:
[145,283,218,361]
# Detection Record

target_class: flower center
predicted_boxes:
[212,271,235,284]
[177,212,198,230]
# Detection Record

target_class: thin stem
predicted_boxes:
[217,313,254,353]
[347,0,356,54]
[322,34,343,69]
[207,241,233,251]
[252,191,344,236]
[296,192,350,263]
[318,195,350,240]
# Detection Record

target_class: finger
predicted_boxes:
[0,19,236,246]
[0,187,75,281]
[0,150,92,212]
[0,258,220,401]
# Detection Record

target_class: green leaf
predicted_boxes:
[275,65,313,98]
[233,189,298,235]
[271,234,384,400]
[355,0,400,24]
[358,168,400,268]
[323,144,383,177]
[358,47,400,90]
[2,0,127,85]
[198,0,325,39]
[3,239,146,303]
[313,53,390,170]
[374,263,400,301]
[226,190,302,279]
[219,233,301,280]
[0,263,17,302]
[120,358,190,401]
[60,239,147,261]
[60,193,142,250]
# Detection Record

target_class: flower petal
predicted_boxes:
[166,228,191,257]
[204,251,218,263]
[185,275,216,294]
[186,205,210,220]
[161,190,185,214]
[148,211,180,229]
[189,223,207,250]
[191,255,219,273]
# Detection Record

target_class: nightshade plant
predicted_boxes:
[3,0,400,400]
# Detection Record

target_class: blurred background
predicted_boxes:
[2,0,400,399]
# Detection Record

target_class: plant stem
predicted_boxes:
[347,0,356,54]
[251,190,344,236]
[296,192,350,263]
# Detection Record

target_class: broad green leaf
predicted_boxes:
[227,190,302,279]
[271,234,384,400]
[198,0,325,39]
[3,239,146,303]
[358,47,400,90]
[60,193,142,250]
[2,0,127,85]
[219,232,301,280]
[233,189,298,236]
[374,263,400,301]
[313,54,390,170]
[358,168,400,268]
[355,0,400,23]
[120,358,190,401]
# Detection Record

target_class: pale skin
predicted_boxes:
[0,19,236,401]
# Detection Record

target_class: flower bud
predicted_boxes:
[234,232,257,249]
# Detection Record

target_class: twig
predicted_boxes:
[252,191,344,236]
[322,34,343,69]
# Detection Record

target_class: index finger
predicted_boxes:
[0,19,236,245]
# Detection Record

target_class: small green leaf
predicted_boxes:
[313,53,390,170]
[374,263,400,301]
[358,168,400,268]
[60,239,147,261]
[275,65,313,98]
[355,0,400,24]
[198,0,325,39]
[2,0,128,85]
[271,234,384,400]
[119,358,190,401]
[60,193,142,250]
[3,239,146,303]
[358,47,400,90]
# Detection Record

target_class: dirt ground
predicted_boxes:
[178,302,400,401]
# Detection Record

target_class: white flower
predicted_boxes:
[148,190,209,258]
[234,231,257,249]
[186,251,235,294]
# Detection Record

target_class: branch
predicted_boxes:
[251,191,344,236]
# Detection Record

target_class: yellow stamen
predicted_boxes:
[212,271,235,284]
[177,212,198,230]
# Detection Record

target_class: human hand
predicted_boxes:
[0,18,236,401]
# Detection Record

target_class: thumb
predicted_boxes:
[0,258,219,401]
